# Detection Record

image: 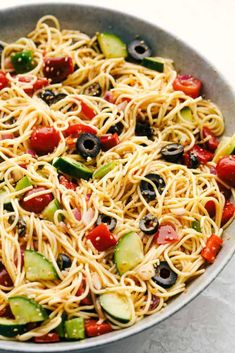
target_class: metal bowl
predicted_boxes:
[0,3,234,352]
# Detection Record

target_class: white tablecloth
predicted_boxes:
[0,1,235,352]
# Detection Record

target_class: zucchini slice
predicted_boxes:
[99,293,131,323]
[24,250,58,281]
[9,296,48,324]
[141,57,164,73]
[64,317,85,340]
[180,107,194,122]
[42,199,62,223]
[0,318,26,337]
[93,161,117,179]
[213,134,235,163]
[53,157,93,180]
[97,33,127,58]
[114,231,144,274]
[15,176,32,192]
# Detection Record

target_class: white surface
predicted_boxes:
[0,1,235,352]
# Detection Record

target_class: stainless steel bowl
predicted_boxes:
[0,3,234,352]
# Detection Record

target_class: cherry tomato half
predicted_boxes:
[0,71,9,90]
[34,332,60,343]
[85,319,113,337]
[30,127,60,155]
[173,75,202,98]
[216,155,235,188]
[221,201,235,226]
[21,187,53,213]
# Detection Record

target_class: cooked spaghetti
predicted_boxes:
[0,15,234,342]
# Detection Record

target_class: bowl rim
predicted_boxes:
[0,2,234,352]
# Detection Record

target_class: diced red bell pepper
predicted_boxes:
[76,278,92,305]
[154,224,179,245]
[30,126,60,154]
[221,201,235,226]
[0,71,9,90]
[85,319,113,337]
[86,223,117,251]
[63,123,97,138]
[59,175,77,191]
[33,77,49,91]
[34,332,60,343]
[205,200,216,217]
[202,127,219,152]
[43,56,74,83]
[201,234,223,264]
[191,145,214,165]
[0,266,13,287]
[100,134,119,151]
[80,101,96,120]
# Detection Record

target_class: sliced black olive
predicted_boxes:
[76,133,101,158]
[107,121,124,135]
[139,214,159,235]
[188,152,200,169]
[152,261,177,288]
[40,89,56,105]
[128,39,151,61]
[161,143,184,163]
[140,173,166,201]
[96,213,117,231]
[84,83,102,97]
[51,93,67,104]
[57,253,72,271]
[135,122,152,138]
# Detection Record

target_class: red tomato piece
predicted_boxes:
[33,78,49,91]
[76,278,93,305]
[30,126,60,154]
[59,175,77,191]
[154,224,179,245]
[202,127,219,152]
[0,266,13,287]
[0,71,9,90]
[0,133,14,140]
[43,56,74,83]
[191,145,214,165]
[173,74,202,98]
[80,101,96,120]
[205,200,216,217]
[221,201,235,226]
[0,305,14,318]
[149,295,160,311]
[85,320,113,337]
[34,332,60,343]
[100,134,119,151]
[21,187,53,213]
[86,223,117,251]
[103,91,116,103]
[201,234,223,264]
[63,123,97,138]
[216,155,235,188]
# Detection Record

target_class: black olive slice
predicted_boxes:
[135,122,152,138]
[152,261,177,288]
[161,143,184,163]
[139,214,159,235]
[57,253,72,271]
[128,39,151,61]
[96,214,117,231]
[140,173,166,201]
[76,133,101,158]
